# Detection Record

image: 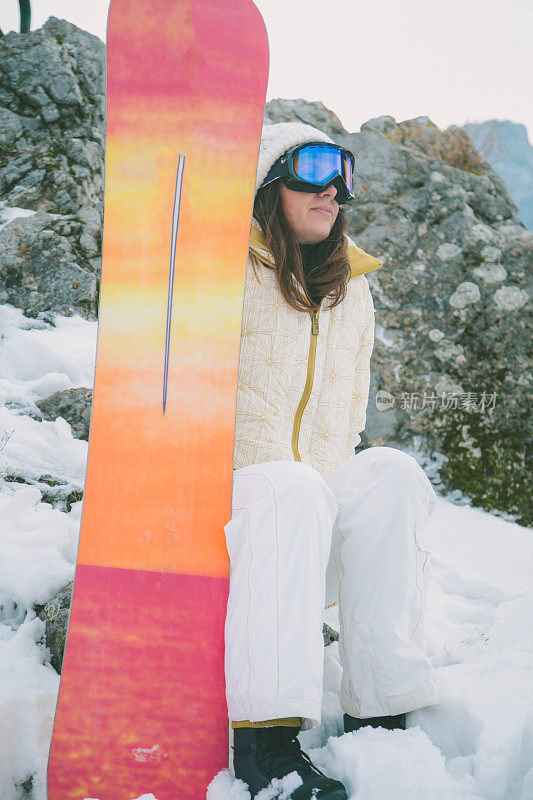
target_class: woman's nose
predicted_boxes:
[319,183,337,199]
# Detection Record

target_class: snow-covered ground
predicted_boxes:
[0,207,531,800]
[0,300,97,800]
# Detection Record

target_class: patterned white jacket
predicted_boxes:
[233,217,383,479]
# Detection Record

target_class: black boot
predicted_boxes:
[233,725,348,800]
[343,712,406,733]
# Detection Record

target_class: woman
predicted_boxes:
[224,122,439,800]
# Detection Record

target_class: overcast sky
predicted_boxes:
[1,0,531,141]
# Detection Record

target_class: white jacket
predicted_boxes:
[233,218,383,478]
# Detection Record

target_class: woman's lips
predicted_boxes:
[312,206,333,216]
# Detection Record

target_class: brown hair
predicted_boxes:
[252,180,350,313]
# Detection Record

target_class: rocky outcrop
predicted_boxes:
[36,387,93,441]
[462,120,533,232]
[0,17,105,318]
[36,582,74,673]
[0,205,101,316]
[4,470,84,514]
[0,17,105,214]
[267,102,532,525]
[264,98,347,136]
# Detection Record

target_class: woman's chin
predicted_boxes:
[300,228,332,245]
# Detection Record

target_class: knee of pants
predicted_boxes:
[353,446,436,513]
[230,460,338,556]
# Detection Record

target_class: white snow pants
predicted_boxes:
[223,446,439,727]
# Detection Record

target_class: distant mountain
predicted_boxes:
[460,120,533,230]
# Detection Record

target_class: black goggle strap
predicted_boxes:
[260,153,290,190]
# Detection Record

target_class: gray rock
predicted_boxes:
[0,209,100,317]
[37,582,74,673]
[264,99,346,135]
[0,107,24,146]
[360,115,397,135]
[267,101,532,526]
[36,387,93,440]
[436,243,462,262]
[323,623,339,647]
[0,19,105,216]
[448,282,481,308]
[0,18,105,318]
[492,285,529,311]
[4,469,84,513]
[462,120,533,231]
[472,263,507,284]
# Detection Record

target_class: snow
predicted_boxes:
[0,303,96,800]
[207,771,303,800]
[0,202,37,231]
[0,201,68,232]
[0,486,80,610]
[0,300,531,800]
[0,615,59,800]
[83,796,159,800]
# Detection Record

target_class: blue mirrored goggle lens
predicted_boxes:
[294,145,346,185]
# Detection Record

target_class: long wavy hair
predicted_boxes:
[252,180,351,313]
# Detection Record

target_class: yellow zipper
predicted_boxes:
[291,306,320,460]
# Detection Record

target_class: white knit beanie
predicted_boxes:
[254,122,334,199]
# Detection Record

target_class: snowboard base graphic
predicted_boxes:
[46,1,268,798]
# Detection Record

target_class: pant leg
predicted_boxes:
[325,446,439,718]
[224,460,338,727]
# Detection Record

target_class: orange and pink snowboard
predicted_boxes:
[46,1,268,798]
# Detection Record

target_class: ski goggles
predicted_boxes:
[260,142,356,204]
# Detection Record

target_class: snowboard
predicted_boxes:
[46,2,268,798]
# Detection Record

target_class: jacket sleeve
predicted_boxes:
[346,277,376,453]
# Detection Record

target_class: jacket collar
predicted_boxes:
[249,216,383,278]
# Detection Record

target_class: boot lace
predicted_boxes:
[260,728,328,781]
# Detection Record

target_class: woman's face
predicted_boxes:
[279,181,339,245]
